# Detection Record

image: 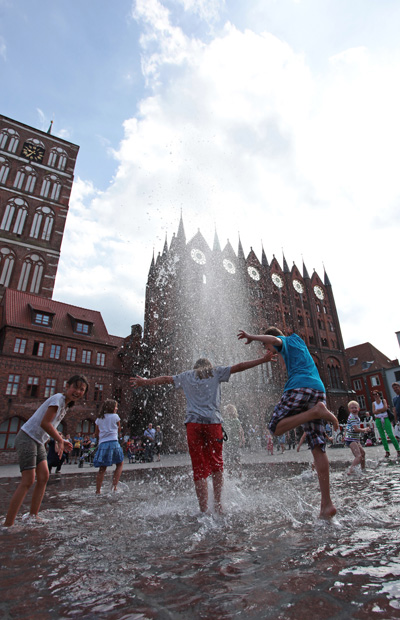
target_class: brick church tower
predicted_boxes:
[130,215,351,450]
[0,114,79,300]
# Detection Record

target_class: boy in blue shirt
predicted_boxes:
[238,327,339,519]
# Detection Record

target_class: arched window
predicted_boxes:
[48,147,68,171]
[76,419,95,434]
[0,128,20,153]
[30,206,55,241]
[0,416,24,450]
[327,358,342,389]
[0,197,28,235]
[0,156,10,184]
[14,165,37,193]
[0,247,15,286]
[40,174,61,201]
[17,253,44,294]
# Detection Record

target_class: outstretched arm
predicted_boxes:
[230,350,276,374]
[130,375,174,388]
[237,330,282,348]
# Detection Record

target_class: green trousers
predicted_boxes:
[375,416,400,453]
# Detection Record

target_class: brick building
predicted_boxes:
[125,216,352,449]
[345,342,400,416]
[0,114,79,300]
[0,288,140,464]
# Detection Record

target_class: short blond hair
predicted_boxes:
[348,400,359,410]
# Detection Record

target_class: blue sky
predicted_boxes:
[1,0,400,360]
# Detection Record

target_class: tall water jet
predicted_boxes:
[127,215,350,451]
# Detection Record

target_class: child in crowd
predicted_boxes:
[93,399,124,494]
[72,436,82,464]
[223,404,245,477]
[127,440,135,464]
[345,400,370,475]
[47,436,66,474]
[4,375,88,527]
[130,350,274,514]
[238,327,339,519]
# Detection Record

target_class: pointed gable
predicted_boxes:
[187,229,211,253]
[270,255,283,273]
[246,247,260,266]
[222,239,236,259]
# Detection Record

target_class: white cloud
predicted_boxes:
[55,1,400,360]
[176,0,225,23]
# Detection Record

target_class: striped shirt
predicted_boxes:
[345,413,361,442]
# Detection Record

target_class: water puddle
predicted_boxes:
[1,462,400,618]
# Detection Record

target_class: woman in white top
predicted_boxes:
[372,390,400,458]
[93,399,124,494]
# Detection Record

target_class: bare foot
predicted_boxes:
[314,402,339,430]
[319,502,337,519]
[22,513,48,524]
[214,502,224,515]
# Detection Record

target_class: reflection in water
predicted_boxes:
[1,461,400,619]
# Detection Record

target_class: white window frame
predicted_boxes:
[14,338,27,354]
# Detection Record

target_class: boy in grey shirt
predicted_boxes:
[131,351,274,514]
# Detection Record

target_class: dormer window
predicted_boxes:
[68,313,93,335]
[76,321,91,335]
[33,311,53,327]
[28,303,55,327]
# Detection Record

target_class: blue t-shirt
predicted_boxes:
[173,366,231,424]
[275,333,325,392]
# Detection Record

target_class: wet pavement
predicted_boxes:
[2,443,400,619]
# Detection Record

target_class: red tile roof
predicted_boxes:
[1,289,122,346]
[345,342,398,375]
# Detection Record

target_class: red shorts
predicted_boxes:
[186,423,224,481]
